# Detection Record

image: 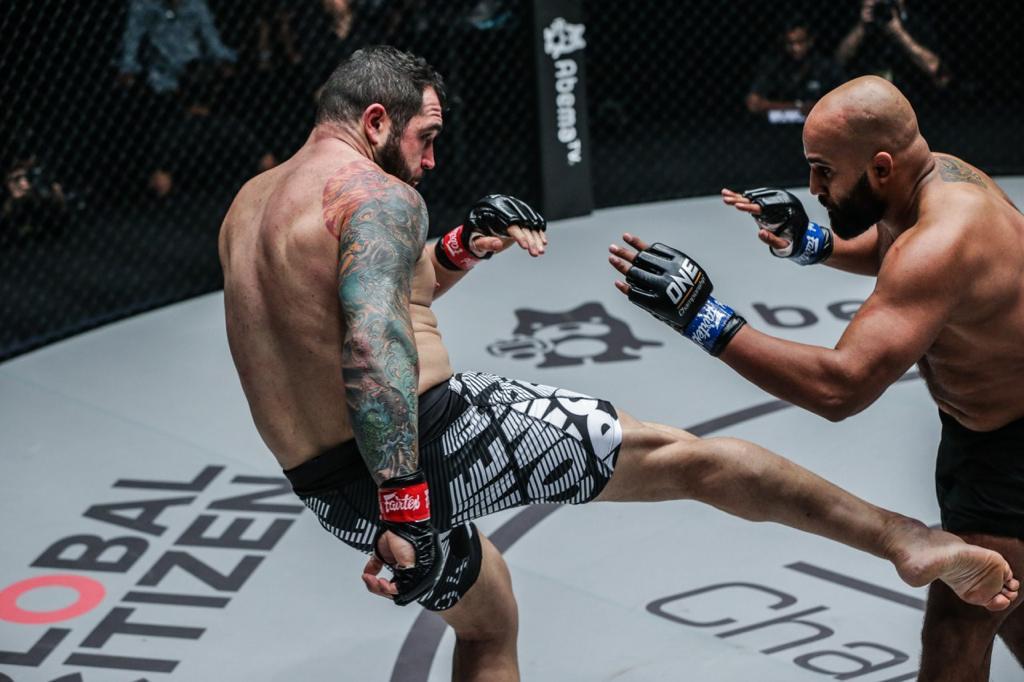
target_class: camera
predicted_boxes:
[872,0,899,24]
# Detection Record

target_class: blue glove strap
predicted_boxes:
[683,296,736,355]
[792,222,833,266]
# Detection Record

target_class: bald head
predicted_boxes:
[801,78,935,240]
[806,76,922,158]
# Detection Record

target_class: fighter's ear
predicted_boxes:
[362,103,390,147]
[873,151,894,182]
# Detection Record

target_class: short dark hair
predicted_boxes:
[316,46,446,134]
[782,16,812,34]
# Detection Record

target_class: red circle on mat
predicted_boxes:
[0,575,105,624]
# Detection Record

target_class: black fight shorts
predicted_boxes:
[284,371,622,611]
[936,410,1024,539]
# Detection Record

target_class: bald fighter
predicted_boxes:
[221,51,1016,681]
[610,75,1024,681]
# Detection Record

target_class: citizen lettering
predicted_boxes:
[0,466,303,678]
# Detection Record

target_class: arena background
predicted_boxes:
[2,0,1022,359]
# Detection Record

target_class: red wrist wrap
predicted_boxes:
[379,481,431,523]
[439,225,481,271]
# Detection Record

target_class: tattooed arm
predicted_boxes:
[333,173,429,484]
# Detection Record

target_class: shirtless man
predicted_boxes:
[220,50,1017,681]
[609,76,1024,681]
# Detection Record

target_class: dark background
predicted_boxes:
[2,0,1021,360]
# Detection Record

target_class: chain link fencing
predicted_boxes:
[2,0,1021,359]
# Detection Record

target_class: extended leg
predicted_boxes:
[596,411,1019,611]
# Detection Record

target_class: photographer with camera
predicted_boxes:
[746,16,846,121]
[1,155,68,246]
[836,0,949,97]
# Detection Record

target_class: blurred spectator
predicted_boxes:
[2,155,68,245]
[251,0,302,71]
[836,0,949,94]
[382,0,433,50]
[117,0,238,95]
[746,17,846,123]
[299,0,360,96]
[466,0,514,31]
[224,0,307,159]
[147,64,275,200]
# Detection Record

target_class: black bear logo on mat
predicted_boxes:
[487,301,662,367]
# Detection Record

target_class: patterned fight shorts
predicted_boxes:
[284,372,622,611]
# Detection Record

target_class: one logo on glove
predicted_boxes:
[487,302,661,368]
[543,17,586,59]
[666,259,702,312]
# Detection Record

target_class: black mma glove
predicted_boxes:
[374,470,442,606]
[742,188,833,265]
[434,194,546,270]
[626,243,746,356]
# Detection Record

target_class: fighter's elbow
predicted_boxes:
[815,366,876,422]
[817,395,857,422]
[819,402,857,423]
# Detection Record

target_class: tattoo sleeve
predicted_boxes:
[327,168,429,484]
[938,157,986,188]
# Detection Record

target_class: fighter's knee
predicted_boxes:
[673,437,773,515]
[450,589,518,644]
[665,437,738,494]
[693,435,762,471]
[456,615,518,647]
[444,540,518,643]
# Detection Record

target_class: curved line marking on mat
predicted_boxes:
[389,371,922,681]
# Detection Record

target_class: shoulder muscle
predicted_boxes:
[323,163,428,247]
[327,165,429,299]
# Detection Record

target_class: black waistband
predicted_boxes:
[283,439,363,493]
[939,409,1024,438]
[284,377,463,493]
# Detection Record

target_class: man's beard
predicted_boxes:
[376,131,417,185]
[826,172,887,239]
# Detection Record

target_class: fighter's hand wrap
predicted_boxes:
[626,243,746,356]
[742,188,833,265]
[374,470,443,606]
[434,194,546,270]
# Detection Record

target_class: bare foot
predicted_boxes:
[887,517,1020,611]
